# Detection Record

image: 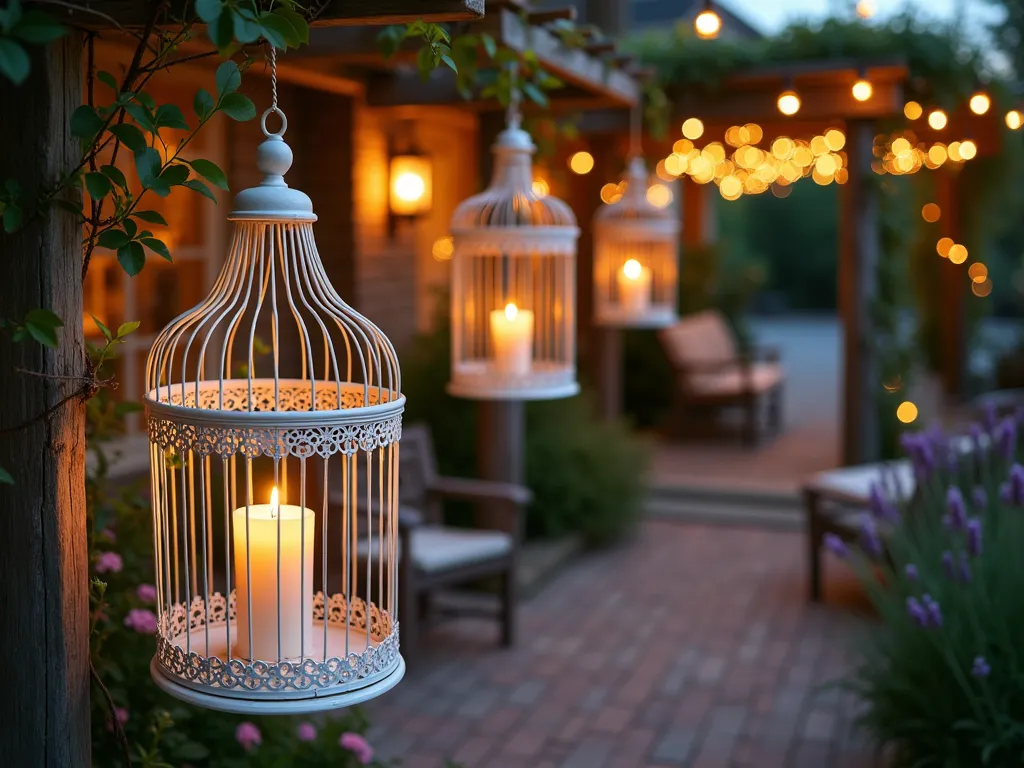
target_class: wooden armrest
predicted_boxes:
[428,475,532,508]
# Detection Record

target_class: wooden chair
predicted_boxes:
[658,309,785,444]
[329,423,531,664]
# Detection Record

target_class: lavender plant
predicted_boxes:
[837,409,1024,767]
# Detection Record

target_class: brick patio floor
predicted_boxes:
[364,520,881,768]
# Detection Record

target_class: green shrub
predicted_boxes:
[839,417,1024,767]
[402,290,650,546]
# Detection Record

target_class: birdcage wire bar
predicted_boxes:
[145,107,405,715]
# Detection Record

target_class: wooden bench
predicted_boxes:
[658,309,785,444]
[330,424,531,664]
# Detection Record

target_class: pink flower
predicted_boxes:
[136,584,157,603]
[105,707,129,733]
[95,551,123,574]
[236,722,262,752]
[297,722,317,742]
[339,732,373,764]
[123,608,157,634]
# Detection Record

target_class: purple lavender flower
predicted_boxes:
[972,656,991,678]
[996,417,1018,461]
[959,552,972,583]
[123,608,157,634]
[824,533,848,559]
[906,596,929,627]
[923,594,943,628]
[297,722,317,742]
[946,487,968,531]
[901,433,937,477]
[136,584,157,603]
[339,732,374,765]
[868,484,899,523]
[972,486,988,511]
[984,402,999,433]
[95,551,123,574]
[966,518,983,557]
[236,722,262,752]
[904,563,919,581]
[859,516,883,558]
[1008,464,1024,506]
[941,550,955,579]
[969,422,986,454]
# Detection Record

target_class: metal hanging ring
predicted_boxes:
[261,106,288,138]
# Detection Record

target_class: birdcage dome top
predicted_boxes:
[595,156,677,227]
[145,128,402,427]
[451,122,577,232]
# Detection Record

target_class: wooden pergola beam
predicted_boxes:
[51,0,485,28]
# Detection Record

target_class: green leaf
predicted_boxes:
[193,87,215,121]
[122,217,137,239]
[90,314,113,341]
[232,10,263,44]
[275,7,309,44]
[0,38,29,85]
[125,103,155,132]
[189,158,228,190]
[218,92,256,121]
[84,172,112,200]
[109,123,147,153]
[97,70,118,92]
[24,308,63,349]
[3,203,21,232]
[195,0,223,24]
[215,60,241,97]
[117,241,145,276]
[441,53,457,73]
[70,105,104,139]
[135,90,156,110]
[159,164,190,188]
[481,33,497,59]
[13,10,66,44]
[522,82,549,108]
[209,11,234,52]
[0,465,12,485]
[100,164,128,189]
[116,320,140,338]
[141,237,171,261]
[154,104,189,130]
[183,179,216,202]
[256,13,289,49]
[97,228,130,250]
[132,210,167,226]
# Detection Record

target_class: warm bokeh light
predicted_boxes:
[948,243,968,264]
[936,237,954,258]
[432,235,454,261]
[856,0,876,18]
[959,139,977,160]
[777,90,801,116]
[969,92,991,115]
[694,9,722,38]
[897,401,919,424]
[968,263,988,283]
[389,153,433,215]
[682,117,704,140]
[1007,110,1024,130]
[745,123,764,145]
[532,178,550,197]
[928,144,948,165]
[719,174,743,200]
[623,259,643,280]
[921,203,941,223]
[824,129,846,151]
[673,138,694,155]
[927,109,948,130]
[646,183,672,208]
[600,182,621,204]
[504,302,519,321]
[904,101,923,120]
[972,278,993,297]
[569,151,594,174]
[852,79,873,102]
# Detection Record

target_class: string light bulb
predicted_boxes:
[852,78,873,102]
[928,109,948,130]
[1006,110,1024,130]
[694,0,722,39]
[969,92,991,115]
[777,87,801,116]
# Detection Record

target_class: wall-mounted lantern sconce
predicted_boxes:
[389,121,433,222]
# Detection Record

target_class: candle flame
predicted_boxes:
[623,259,643,281]
[270,486,279,518]
[504,302,518,321]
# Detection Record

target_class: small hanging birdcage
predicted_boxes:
[144,55,405,714]
[593,156,680,328]
[447,89,580,401]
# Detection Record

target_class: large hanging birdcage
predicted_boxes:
[144,58,404,714]
[447,92,580,401]
[593,156,680,328]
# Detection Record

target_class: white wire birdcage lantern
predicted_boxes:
[144,53,405,714]
[447,87,580,401]
[593,154,680,328]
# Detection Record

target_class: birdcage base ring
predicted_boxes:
[150,655,405,715]
[448,360,579,401]
[594,306,678,329]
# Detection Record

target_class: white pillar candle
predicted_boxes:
[617,258,651,316]
[232,488,314,661]
[490,302,534,377]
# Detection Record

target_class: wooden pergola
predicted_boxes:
[567,60,1003,465]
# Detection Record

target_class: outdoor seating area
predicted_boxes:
[3,1,1024,767]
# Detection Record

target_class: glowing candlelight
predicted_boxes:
[617,259,651,316]
[489,302,534,377]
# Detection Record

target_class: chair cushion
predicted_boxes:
[660,310,739,370]
[805,459,915,505]
[358,526,513,574]
[688,362,783,397]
